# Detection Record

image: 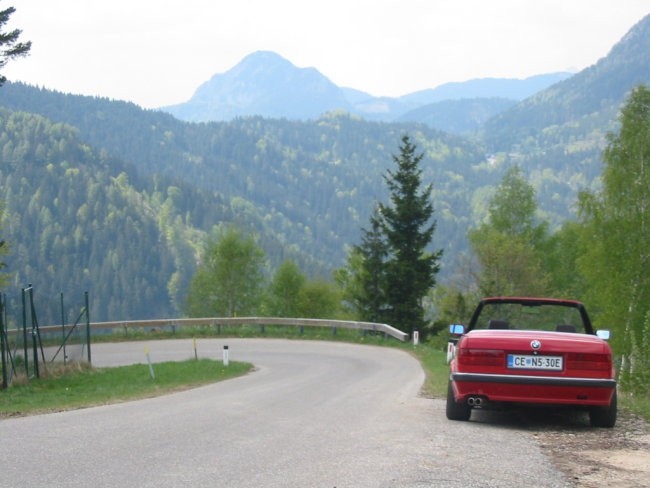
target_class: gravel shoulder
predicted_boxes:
[535,409,650,488]
[468,404,650,488]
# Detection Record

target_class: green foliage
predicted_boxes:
[297,279,341,318]
[468,166,550,297]
[486,166,547,242]
[263,260,305,317]
[349,207,389,323]
[0,202,7,288]
[369,135,443,335]
[186,227,266,317]
[0,5,31,85]
[0,359,252,416]
[578,85,650,392]
[541,220,588,298]
[0,110,208,324]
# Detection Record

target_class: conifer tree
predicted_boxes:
[378,135,443,336]
[352,206,389,323]
[0,4,30,286]
[0,5,31,85]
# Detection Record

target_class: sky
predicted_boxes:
[3,0,649,109]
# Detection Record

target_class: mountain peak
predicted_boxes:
[163,51,350,122]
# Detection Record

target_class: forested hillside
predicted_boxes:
[0,89,489,323]
[0,109,221,323]
[481,14,650,214]
[1,13,648,326]
[0,83,489,258]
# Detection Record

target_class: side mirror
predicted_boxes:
[596,330,611,341]
[447,324,464,364]
[449,324,464,335]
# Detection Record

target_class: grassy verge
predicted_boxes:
[0,359,252,417]
[408,344,448,398]
[620,391,650,420]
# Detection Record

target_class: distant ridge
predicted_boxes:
[162,51,572,128]
[482,12,650,151]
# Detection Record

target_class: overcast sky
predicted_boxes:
[3,0,649,109]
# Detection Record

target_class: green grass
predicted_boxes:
[620,391,650,420]
[408,344,449,398]
[0,358,252,417]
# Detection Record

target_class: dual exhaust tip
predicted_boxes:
[467,396,485,407]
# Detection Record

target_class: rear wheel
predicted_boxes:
[589,390,617,428]
[446,381,471,421]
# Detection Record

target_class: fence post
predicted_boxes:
[60,292,66,365]
[27,287,40,379]
[21,287,28,377]
[1,298,7,389]
[85,292,91,364]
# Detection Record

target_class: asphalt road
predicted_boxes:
[0,339,571,487]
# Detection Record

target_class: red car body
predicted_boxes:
[446,297,617,427]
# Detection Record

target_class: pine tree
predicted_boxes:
[352,206,389,323]
[378,135,442,335]
[0,5,31,85]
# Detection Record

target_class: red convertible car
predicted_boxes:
[446,297,617,427]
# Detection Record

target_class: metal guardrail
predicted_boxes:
[29,317,409,342]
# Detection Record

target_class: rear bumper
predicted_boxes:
[450,372,616,406]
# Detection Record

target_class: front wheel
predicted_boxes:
[589,390,617,428]
[446,381,471,421]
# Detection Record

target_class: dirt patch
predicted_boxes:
[534,410,650,488]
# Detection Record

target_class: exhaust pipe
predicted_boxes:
[467,396,484,407]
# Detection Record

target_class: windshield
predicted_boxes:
[471,302,586,333]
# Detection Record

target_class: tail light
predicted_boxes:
[566,353,611,371]
[457,348,504,366]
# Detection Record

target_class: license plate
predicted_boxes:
[507,354,563,371]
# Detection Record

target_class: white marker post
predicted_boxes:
[144,346,155,379]
[223,345,229,367]
[413,331,419,346]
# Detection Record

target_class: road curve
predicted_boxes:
[0,339,570,487]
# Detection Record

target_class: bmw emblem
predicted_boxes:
[531,340,542,350]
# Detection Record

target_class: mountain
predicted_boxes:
[484,15,650,148]
[399,73,573,106]
[480,12,650,210]
[164,51,352,122]
[161,51,571,128]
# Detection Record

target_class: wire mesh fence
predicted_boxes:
[1,287,90,389]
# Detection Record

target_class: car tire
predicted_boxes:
[446,381,471,421]
[589,389,617,428]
